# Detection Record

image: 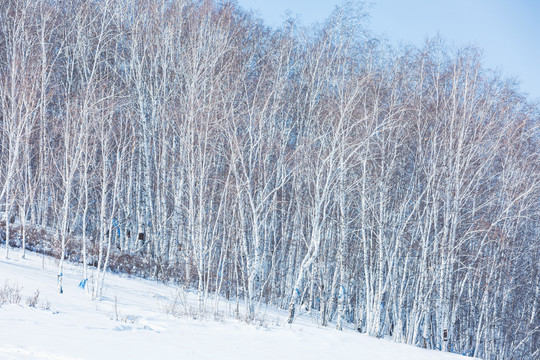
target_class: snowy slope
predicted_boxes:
[0,247,474,360]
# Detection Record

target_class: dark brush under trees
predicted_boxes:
[0,1,538,359]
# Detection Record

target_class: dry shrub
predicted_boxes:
[0,281,22,305]
[26,289,40,307]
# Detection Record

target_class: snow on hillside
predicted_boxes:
[0,247,474,360]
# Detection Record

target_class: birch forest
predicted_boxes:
[0,1,539,359]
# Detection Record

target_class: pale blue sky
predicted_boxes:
[235,0,540,101]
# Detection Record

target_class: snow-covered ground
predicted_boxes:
[0,247,474,360]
